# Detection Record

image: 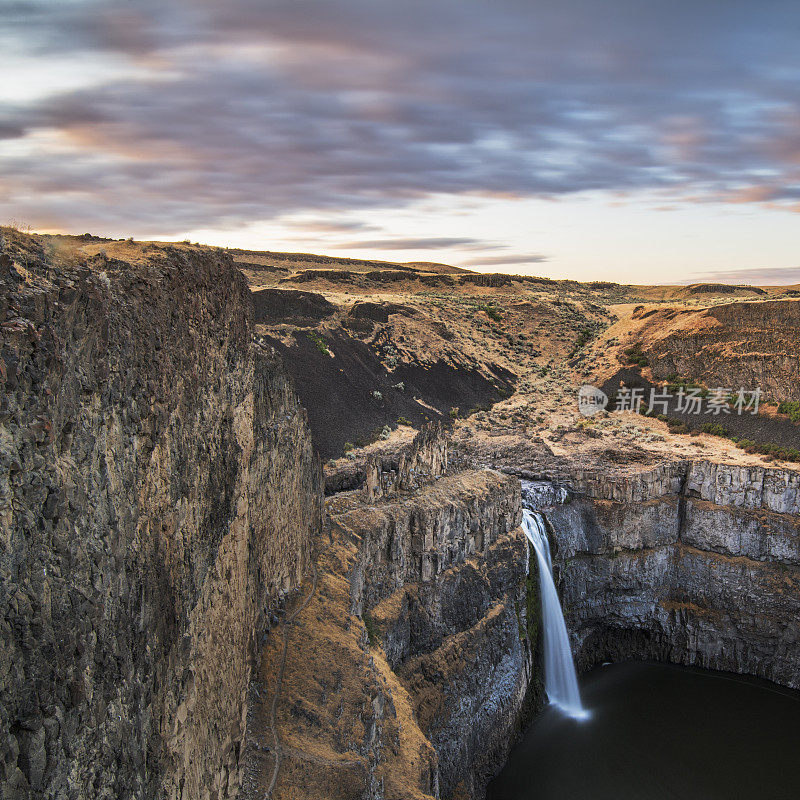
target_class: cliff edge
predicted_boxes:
[0,231,322,799]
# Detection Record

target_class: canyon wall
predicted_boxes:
[1,234,538,800]
[17,223,798,800]
[0,233,321,800]
[533,459,800,688]
[243,435,539,800]
[640,299,800,399]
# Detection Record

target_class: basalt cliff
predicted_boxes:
[0,233,537,800]
[0,232,321,799]
[522,462,800,687]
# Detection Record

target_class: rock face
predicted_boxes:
[643,299,800,400]
[242,432,538,800]
[251,288,337,326]
[531,459,800,689]
[1,234,537,800]
[324,422,449,500]
[0,232,322,799]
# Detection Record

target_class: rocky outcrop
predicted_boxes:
[348,302,414,323]
[324,423,448,499]
[0,232,322,800]
[251,288,337,326]
[242,457,538,800]
[643,299,800,400]
[528,459,800,689]
[1,234,538,800]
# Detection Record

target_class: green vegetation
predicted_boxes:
[306,331,330,354]
[397,416,412,426]
[735,438,800,463]
[701,422,729,437]
[665,376,710,398]
[777,401,800,424]
[568,326,594,357]
[623,342,649,367]
[689,422,800,463]
[523,557,541,646]
[479,303,502,322]
[362,612,380,647]
[464,402,492,416]
[662,415,690,434]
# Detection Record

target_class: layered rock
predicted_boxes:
[0,232,321,799]
[641,299,800,399]
[530,459,800,689]
[242,454,537,800]
[323,422,448,499]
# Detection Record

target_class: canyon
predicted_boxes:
[526,462,800,687]
[2,230,800,799]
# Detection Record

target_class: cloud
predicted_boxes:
[281,219,378,234]
[334,236,482,250]
[1,0,799,236]
[684,266,800,286]
[462,254,549,267]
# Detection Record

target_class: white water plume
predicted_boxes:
[523,509,589,721]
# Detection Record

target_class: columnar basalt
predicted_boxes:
[535,459,800,688]
[242,452,538,800]
[12,226,800,800]
[0,232,322,800]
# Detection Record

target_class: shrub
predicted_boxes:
[623,343,649,367]
[397,416,412,426]
[306,332,330,354]
[479,303,502,322]
[665,418,689,434]
[371,390,383,401]
[363,612,380,647]
[777,401,800,423]
[569,327,594,357]
[666,377,708,397]
[701,422,729,437]
[379,425,391,440]
[732,437,800,462]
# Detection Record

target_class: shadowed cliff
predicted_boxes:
[0,230,322,799]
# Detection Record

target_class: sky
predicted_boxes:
[2,0,799,284]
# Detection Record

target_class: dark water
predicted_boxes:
[487,661,800,800]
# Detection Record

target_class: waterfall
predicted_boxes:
[522,509,589,720]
